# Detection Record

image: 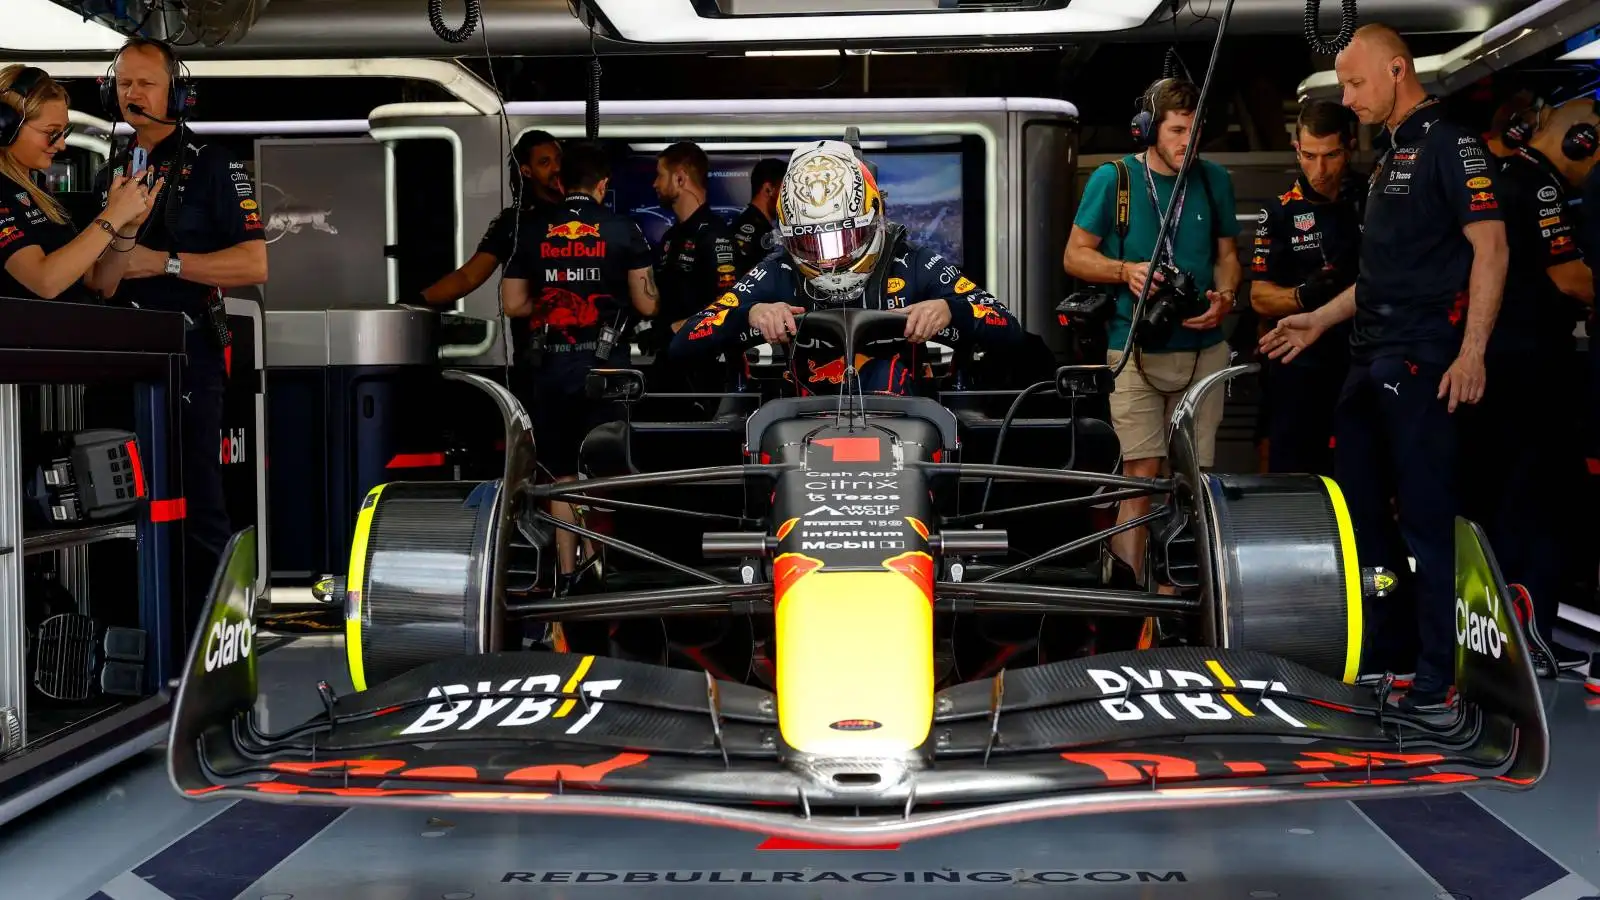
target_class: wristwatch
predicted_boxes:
[165,250,182,277]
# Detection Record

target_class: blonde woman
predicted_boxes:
[0,65,158,301]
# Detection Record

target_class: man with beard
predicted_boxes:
[1248,99,1365,475]
[422,130,561,305]
[1262,24,1510,713]
[501,141,658,587]
[729,157,785,276]
[1063,75,1240,593]
[646,142,737,398]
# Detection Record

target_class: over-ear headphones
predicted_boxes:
[98,38,195,123]
[0,66,48,148]
[1503,94,1600,160]
[1560,97,1599,161]
[1502,96,1545,151]
[1130,77,1175,148]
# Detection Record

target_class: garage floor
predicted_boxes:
[4,629,1598,900]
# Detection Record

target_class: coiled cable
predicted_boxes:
[587,54,601,139]
[429,0,481,43]
[1303,0,1358,55]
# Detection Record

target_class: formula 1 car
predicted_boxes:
[167,309,1548,844]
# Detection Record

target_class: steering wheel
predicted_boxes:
[742,306,913,356]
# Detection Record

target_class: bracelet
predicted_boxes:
[91,218,115,237]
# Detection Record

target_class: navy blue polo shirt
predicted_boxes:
[94,126,264,323]
[1353,99,1505,365]
[1249,171,1365,368]
[1490,146,1586,357]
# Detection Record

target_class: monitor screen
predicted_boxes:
[608,148,969,269]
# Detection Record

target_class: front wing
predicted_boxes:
[168,521,1548,844]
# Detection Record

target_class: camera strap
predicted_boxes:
[1112,160,1132,252]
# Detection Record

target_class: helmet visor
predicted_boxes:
[781,218,874,273]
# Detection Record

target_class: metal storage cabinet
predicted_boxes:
[0,297,186,826]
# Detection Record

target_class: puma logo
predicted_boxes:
[1383,383,1400,396]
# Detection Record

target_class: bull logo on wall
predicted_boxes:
[258,181,339,244]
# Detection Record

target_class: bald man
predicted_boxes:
[1461,96,1598,677]
[1262,24,1510,714]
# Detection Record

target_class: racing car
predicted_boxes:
[167,308,1548,844]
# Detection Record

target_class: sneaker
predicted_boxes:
[1508,584,1559,679]
[1398,683,1456,715]
[1357,671,1414,690]
[1552,641,1586,673]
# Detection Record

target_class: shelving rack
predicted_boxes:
[0,297,186,825]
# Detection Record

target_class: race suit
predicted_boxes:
[666,227,1024,395]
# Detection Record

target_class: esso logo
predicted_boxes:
[204,615,254,672]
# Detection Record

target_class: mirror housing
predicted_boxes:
[586,368,647,402]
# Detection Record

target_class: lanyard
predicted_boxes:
[1143,154,1189,262]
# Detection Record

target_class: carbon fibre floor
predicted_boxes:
[3,629,1598,900]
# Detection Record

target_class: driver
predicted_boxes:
[665,140,1023,393]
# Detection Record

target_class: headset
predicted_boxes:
[1502,94,1599,161]
[1129,77,1176,148]
[0,66,49,147]
[1560,97,1599,160]
[98,38,195,123]
[1129,76,1205,148]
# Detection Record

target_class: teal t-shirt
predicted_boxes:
[1073,154,1237,353]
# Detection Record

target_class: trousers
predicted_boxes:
[1333,355,1459,692]
[1266,361,1345,476]
[180,352,233,621]
[1460,349,1586,641]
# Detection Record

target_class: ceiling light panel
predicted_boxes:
[3,0,127,52]
[590,0,1162,43]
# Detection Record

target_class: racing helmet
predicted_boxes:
[777,140,886,303]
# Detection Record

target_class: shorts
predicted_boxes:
[515,357,622,478]
[1106,340,1230,466]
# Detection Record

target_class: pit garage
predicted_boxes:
[2,0,1600,898]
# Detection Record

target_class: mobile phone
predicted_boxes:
[130,147,147,179]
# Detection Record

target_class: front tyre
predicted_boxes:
[344,480,509,691]
[1199,473,1363,683]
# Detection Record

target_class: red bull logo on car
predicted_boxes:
[806,354,870,385]
[882,551,934,606]
[773,553,824,604]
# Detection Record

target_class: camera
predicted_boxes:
[1134,261,1205,348]
[1055,288,1115,328]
